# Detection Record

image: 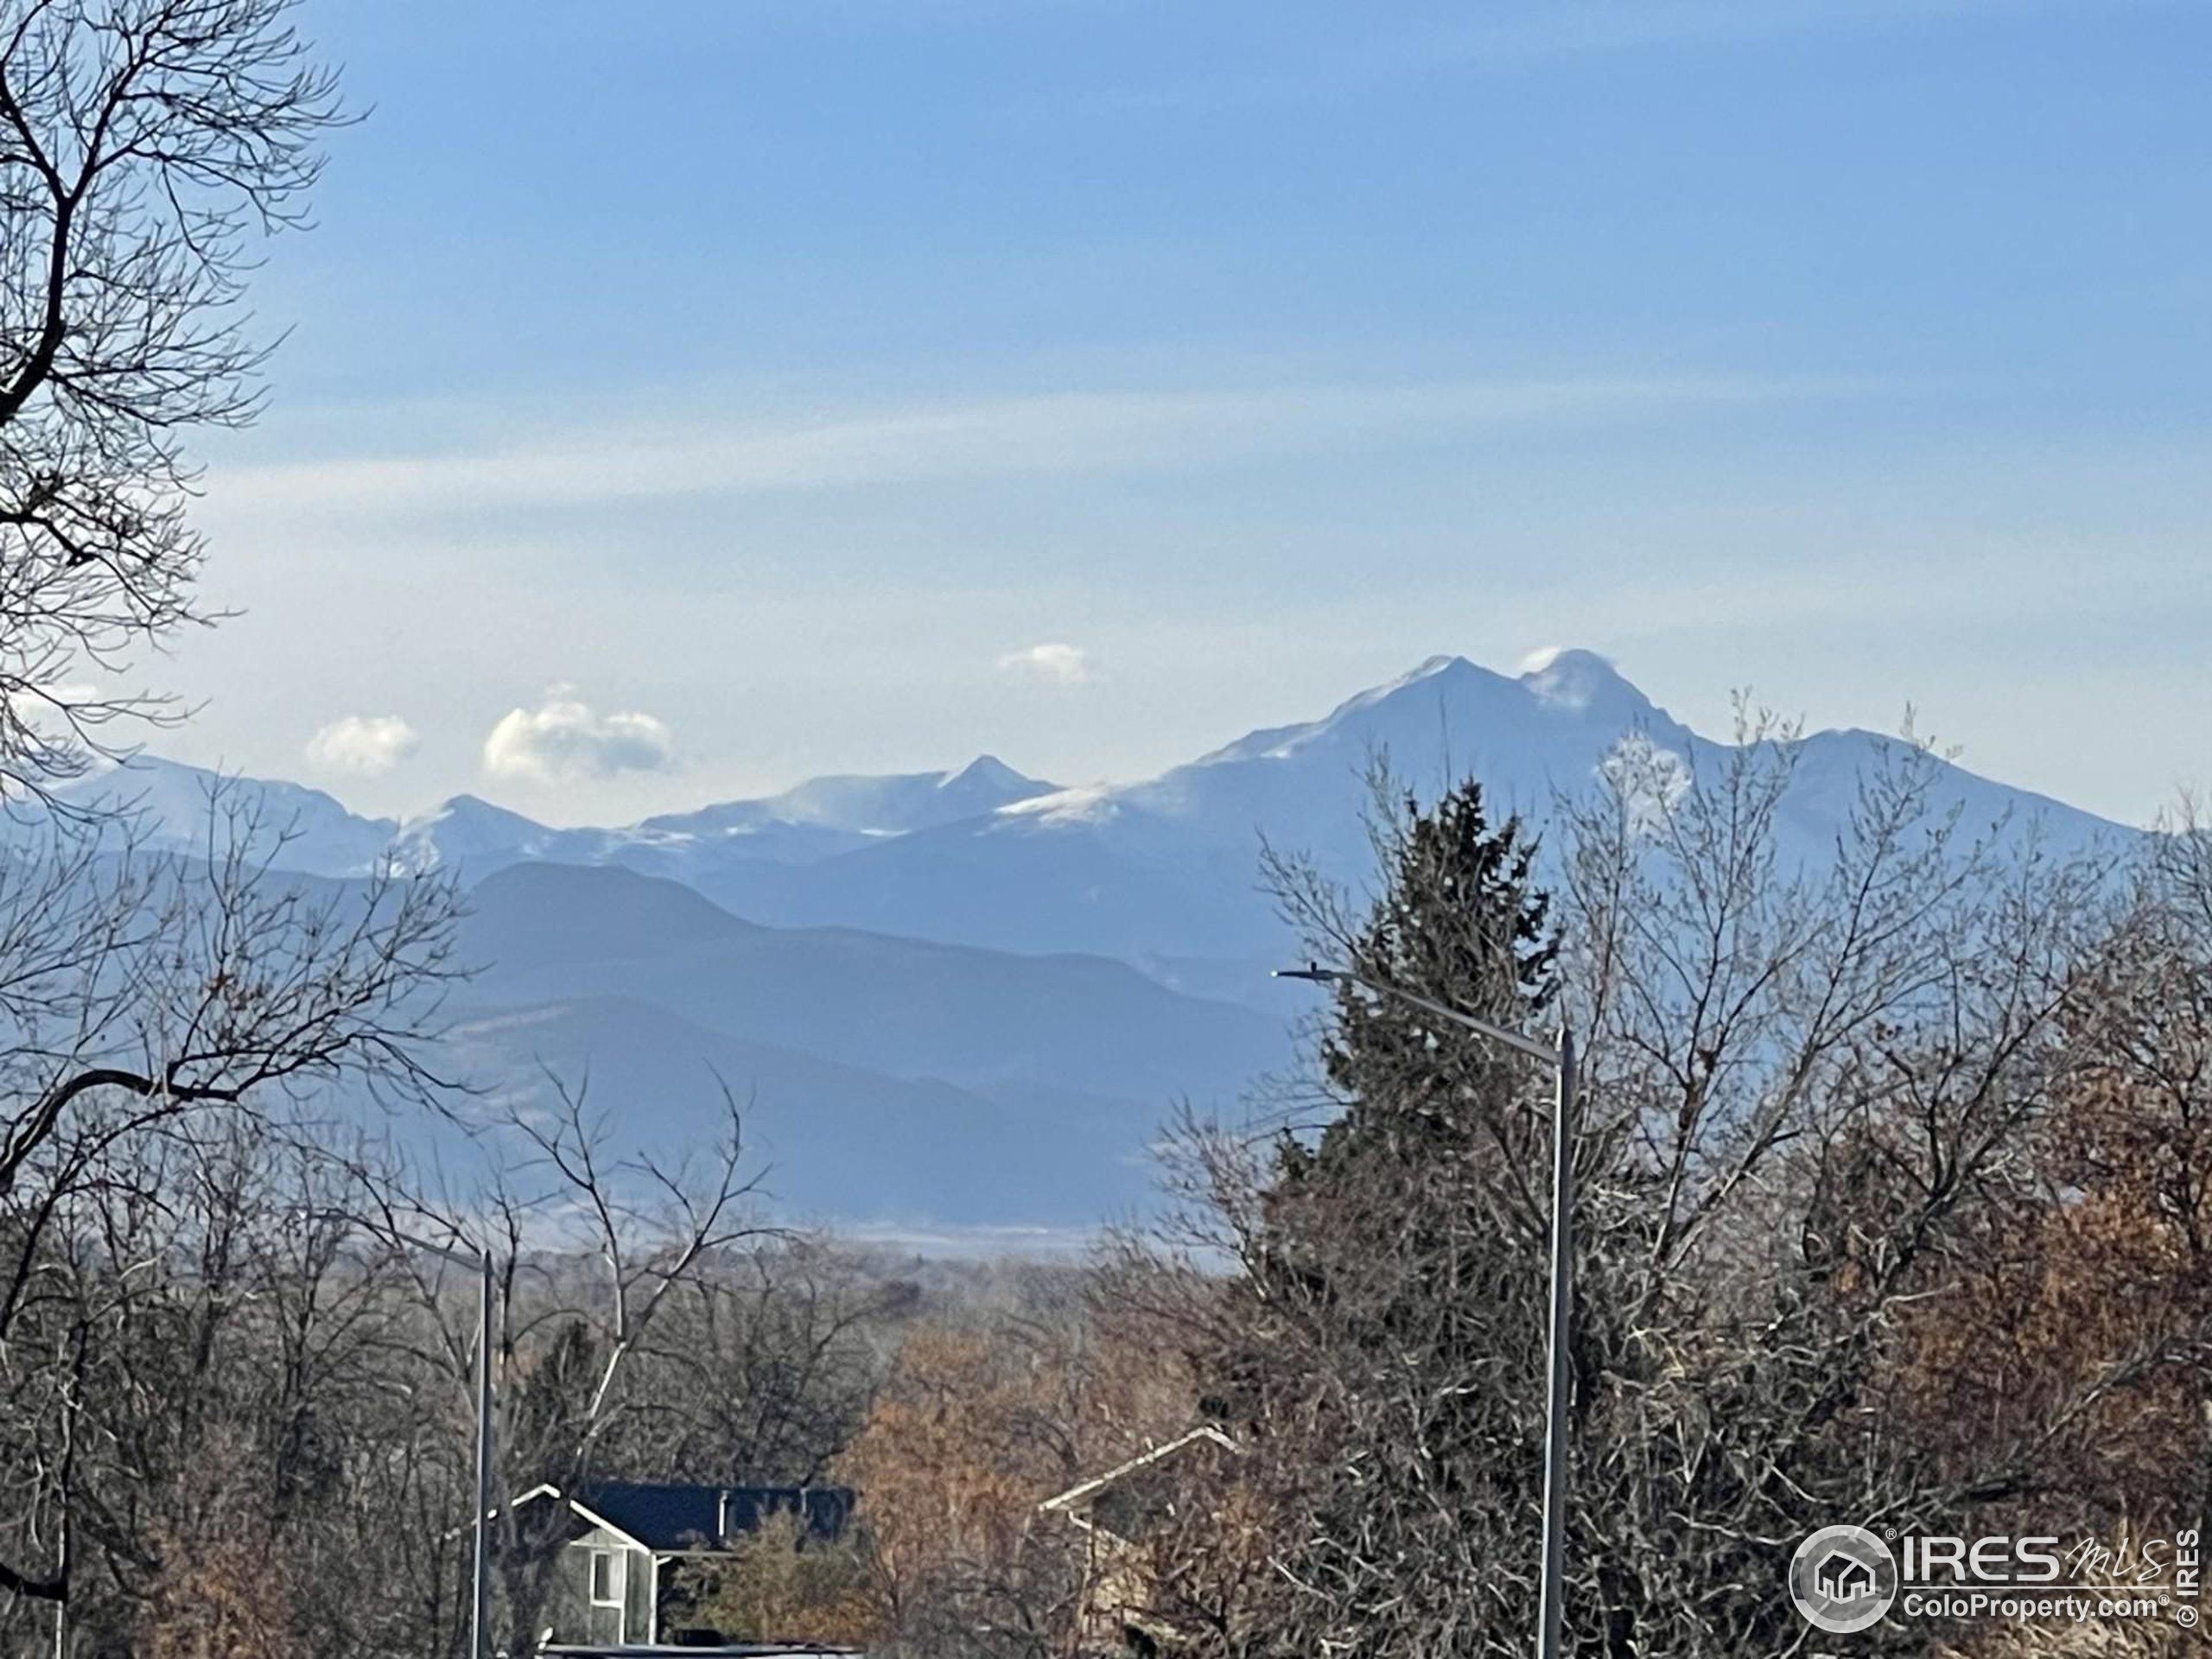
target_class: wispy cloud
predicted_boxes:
[214,376,1868,519]
[482,694,676,784]
[996,642,1095,686]
[305,714,420,778]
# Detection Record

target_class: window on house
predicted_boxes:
[589,1548,622,1606]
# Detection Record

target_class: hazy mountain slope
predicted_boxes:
[458,862,1288,1102]
[439,993,1159,1224]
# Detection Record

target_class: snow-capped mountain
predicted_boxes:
[25,651,2137,1230]
[38,756,403,870]
[618,755,1056,869]
[390,792,555,873]
[640,753,1050,840]
[46,650,2126,976]
[656,649,2123,975]
[47,752,1058,880]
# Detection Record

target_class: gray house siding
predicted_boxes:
[512,1480,856,1649]
[551,1521,657,1647]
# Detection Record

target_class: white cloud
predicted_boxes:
[305,714,420,777]
[481,695,675,784]
[996,642,1094,686]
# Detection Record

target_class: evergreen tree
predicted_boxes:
[1206,779,1567,1656]
[1300,778,1557,1179]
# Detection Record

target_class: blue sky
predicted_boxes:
[170,0,2211,825]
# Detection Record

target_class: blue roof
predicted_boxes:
[575,1483,852,1552]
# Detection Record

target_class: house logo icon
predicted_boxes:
[1815,1552,1873,1600]
[1789,1525,1898,1634]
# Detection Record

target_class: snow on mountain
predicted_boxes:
[34,753,1057,880]
[1089,649,1694,851]
[36,753,401,870]
[28,652,2133,979]
[682,652,1770,963]
[22,655,2143,1230]
[625,754,1056,866]
[389,753,1058,878]
[390,792,559,874]
[793,652,2114,956]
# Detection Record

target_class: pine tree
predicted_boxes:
[1301,779,1557,1177]
[1205,779,1566,1656]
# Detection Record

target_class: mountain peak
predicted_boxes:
[389,792,552,874]
[1516,647,1648,716]
[414,792,542,830]
[1382,652,1482,693]
[1189,648,1677,777]
[944,754,1028,791]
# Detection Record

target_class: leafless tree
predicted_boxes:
[0,1109,472,1659]
[0,791,460,1645]
[359,1073,790,1655]
[1096,728,2132,1658]
[1540,719,2122,1655]
[0,0,345,792]
[598,1238,897,1489]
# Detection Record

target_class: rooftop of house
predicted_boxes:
[519,1481,854,1554]
[1037,1425,1240,1530]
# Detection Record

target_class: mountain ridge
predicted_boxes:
[33,651,2132,973]
[30,651,2143,1230]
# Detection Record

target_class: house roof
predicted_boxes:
[1037,1426,1240,1520]
[515,1482,853,1554]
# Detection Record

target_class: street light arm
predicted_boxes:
[385,1228,489,1273]
[1274,963,1562,1066]
[293,1206,488,1271]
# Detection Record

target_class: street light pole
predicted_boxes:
[298,1211,496,1659]
[355,1221,494,1659]
[1536,1020,1575,1659]
[406,1233,494,1659]
[1276,963,1578,1659]
[472,1249,494,1659]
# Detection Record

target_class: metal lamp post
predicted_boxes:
[419,1236,495,1659]
[365,1225,496,1659]
[461,1244,496,1659]
[1275,963,1578,1659]
[296,1211,497,1659]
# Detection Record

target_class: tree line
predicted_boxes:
[838,742,2212,1659]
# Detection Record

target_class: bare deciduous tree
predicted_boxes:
[0,0,345,791]
[1097,729,2131,1658]
[0,793,461,1638]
